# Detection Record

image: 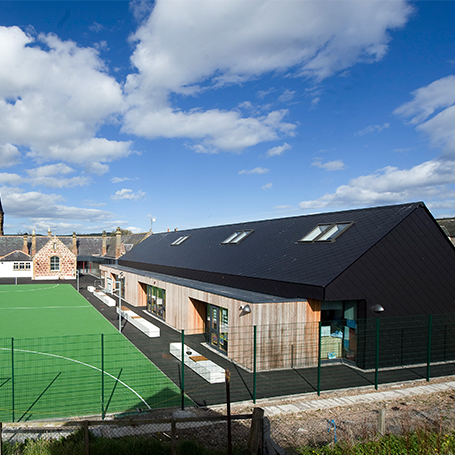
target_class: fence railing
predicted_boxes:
[0,411,260,455]
[1,313,455,423]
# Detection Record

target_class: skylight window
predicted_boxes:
[171,235,190,246]
[298,222,353,243]
[222,230,253,245]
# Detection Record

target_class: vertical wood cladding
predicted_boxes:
[325,206,455,317]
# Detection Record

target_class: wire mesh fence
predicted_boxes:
[1,312,455,423]
[0,412,254,454]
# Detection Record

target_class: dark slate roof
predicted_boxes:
[0,237,25,257]
[0,250,31,261]
[437,218,455,237]
[119,202,425,289]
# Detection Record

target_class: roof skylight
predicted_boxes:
[171,235,190,246]
[222,230,253,245]
[299,222,353,243]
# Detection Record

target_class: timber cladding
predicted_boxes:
[100,265,322,371]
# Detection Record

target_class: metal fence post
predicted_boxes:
[317,321,321,396]
[101,334,105,420]
[181,329,185,410]
[375,318,380,390]
[11,338,14,423]
[427,314,433,382]
[253,326,257,404]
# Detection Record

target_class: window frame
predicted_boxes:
[221,230,253,245]
[298,222,353,243]
[50,256,60,271]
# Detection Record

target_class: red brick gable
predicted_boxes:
[33,236,76,280]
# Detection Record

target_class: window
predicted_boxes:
[299,222,353,243]
[171,235,190,246]
[13,262,31,271]
[147,285,166,320]
[50,256,60,271]
[222,230,253,245]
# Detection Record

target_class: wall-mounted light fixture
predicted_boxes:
[372,304,385,313]
[239,304,252,315]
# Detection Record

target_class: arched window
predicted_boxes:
[50,256,60,271]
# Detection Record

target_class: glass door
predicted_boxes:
[207,305,228,354]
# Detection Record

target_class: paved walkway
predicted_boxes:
[257,379,455,417]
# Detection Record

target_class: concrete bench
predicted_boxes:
[170,342,225,384]
[116,307,160,338]
[89,287,116,307]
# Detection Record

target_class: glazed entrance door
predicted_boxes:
[207,304,228,354]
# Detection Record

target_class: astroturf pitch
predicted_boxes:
[0,284,189,422]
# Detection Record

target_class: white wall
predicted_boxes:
[0,261,33,278]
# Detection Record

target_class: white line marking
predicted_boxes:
[0,347,152,410]
[0,284,60,293]
[0,306,90,310]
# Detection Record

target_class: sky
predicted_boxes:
[1,0,455,235]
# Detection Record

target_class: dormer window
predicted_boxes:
[222,230,253,245]
[299,222,353,243]
[171,235,190,246]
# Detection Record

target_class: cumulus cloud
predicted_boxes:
[0,26,129,167]
[0,144,21,167]
[239,167,269,175]
[0,186,114,221]
[123,0,411,151]
[299,159,455,210]
[111,176,133,183]
[266,142,291,158]
[26,164,90,188]
[262,183,273,190]
[312,159,345,171]
[111,188,146,200]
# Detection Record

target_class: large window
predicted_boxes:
[147,285,166,320]
[299,222,353,243]
[50,256,60,271]
[320,300,358,362]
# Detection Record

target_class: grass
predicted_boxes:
[299,430,455,454]
[0,284,191,422]
[0,428,239,455]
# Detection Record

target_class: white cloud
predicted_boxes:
[0,26,129,167]
[111,176,133,183]
[1,186,114,221]
[278,90,296,103]
[266,142,291,157]
[312,159,345,171]
[239,167,269,175]
[124,0,411,151]
[0,143,21,167]
[262,183,272,190]
[356,123,390,136]
[0,172,24,185]
[111,188,146,200]
[299,159,455,210]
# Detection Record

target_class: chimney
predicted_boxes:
[115,227,122,258]
[102,230,107,256]
[22,234,28,254]
[72,231,78,255]
[47,228,52,237]
[32,230,36,256]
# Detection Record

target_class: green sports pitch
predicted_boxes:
[0,284,188,422]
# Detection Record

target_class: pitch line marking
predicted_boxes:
[0,347,151,410]
[0,284,60,293]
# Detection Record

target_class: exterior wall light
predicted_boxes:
[239,304,252,314]
[372,304,385,313]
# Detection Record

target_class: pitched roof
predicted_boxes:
[0,250,31,261]
[0,237,25,257]
[437,218,455,237]
[119,202,425,289]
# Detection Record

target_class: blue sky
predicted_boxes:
[1,0,455,234]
